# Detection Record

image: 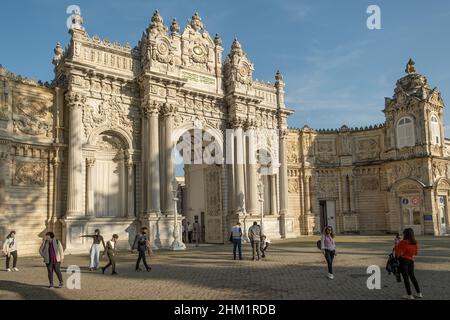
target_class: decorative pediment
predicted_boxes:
[223,39,254,88]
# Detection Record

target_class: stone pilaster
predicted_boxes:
[85,157,95,218]
[0,149,9,215]
[245,125,258,215]
[66,92,86,217]
[126,157,135,219]
[270,175,277,215]
[234,123,246,214]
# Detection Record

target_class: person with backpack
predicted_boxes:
[132,227,152,272]
[320,226,336,280]
[395,228,423,299]
[3,231,19,272]
[230,222,243,260]
[80,229,106,271]
[39,232,64,288]
[102,234,119,275]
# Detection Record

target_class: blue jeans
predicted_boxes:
[232,238,242,260]
[324,249,335,274]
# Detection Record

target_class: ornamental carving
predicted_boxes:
[316,140,334,154]
[387,161,422,185]
[13,97,52,136]
[356,138,379,160]
[359,176,380,192]
[83,97,133,138]
[288,179,299,194]
[317,177,337,197]
[152,39,174,65]
[287,142,299,163]
[432,161,448,181]
[13,161,46,186]
[205,168,222,216]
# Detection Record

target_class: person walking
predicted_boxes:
[230,222,243,260]
[187,222,193,244]
[321,226,336,280]
[132,227,152,272]
[102,234,119,275]
[395,228,423,299]
[248,222,262,261]
[39,232,64,288]
[80,229,106,271]
[193,219,200,247]
[3,231,19,272]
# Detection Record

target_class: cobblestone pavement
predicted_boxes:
[0,236,449,300]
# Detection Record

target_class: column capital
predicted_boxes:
[142,101,161,118]
[65,92,86,110]
[230,117,245,129]
[86,157,96,167]
[0,151,9,162]
[279,129,289,140]
[160,103,178,118]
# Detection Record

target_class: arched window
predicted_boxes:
[397,116,415,148]
[431,115,440,145]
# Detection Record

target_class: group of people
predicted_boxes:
[230,222,271,261]
[319,225,422,299]
[2,224,423,298]
[182,220,200,246]
[80,227,153,276]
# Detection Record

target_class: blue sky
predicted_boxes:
[1,0,450,133]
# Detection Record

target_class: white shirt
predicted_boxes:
[108,240,115,250]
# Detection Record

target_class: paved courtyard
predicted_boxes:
[0,236,449,300]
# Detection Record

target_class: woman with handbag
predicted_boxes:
[3,231,19,272]
[395,228,423,299]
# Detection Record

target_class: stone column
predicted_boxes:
[348,175,355,213]
[246,127,258,215]
[66,92,86,217]
[279,130,289,216]
[303,174,311,214]
[120,153,127,217]
[162,103,177,215]
[270,175,277,215]
[141,108,148,214]
[148,104,161,214]
[234,125,246,214]
[126,158,135,218]
[51,149,62,226]
[85,157,95,217]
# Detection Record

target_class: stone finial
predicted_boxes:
[214,33,222,46]
[405,58,416,74]
[69,7,84,31]
[170,18,180,34]
[275,70,283,82]
[231,38,243,55]
[190,12,204,31]
[149,10,167,33]
[52,42,63,66]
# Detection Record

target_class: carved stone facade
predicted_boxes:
[287,60,450,236]
[1,14,449,255]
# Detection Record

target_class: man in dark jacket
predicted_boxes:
[102,234,119,275]
[132,227,152,272]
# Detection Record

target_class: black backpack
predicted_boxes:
[316,239,322,250]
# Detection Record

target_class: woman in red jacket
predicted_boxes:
[395,228,423,299]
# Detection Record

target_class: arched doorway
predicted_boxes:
[174,125,225,244]
[391,179,425,235]
[86,130,134,219]
[435,178,450,235]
